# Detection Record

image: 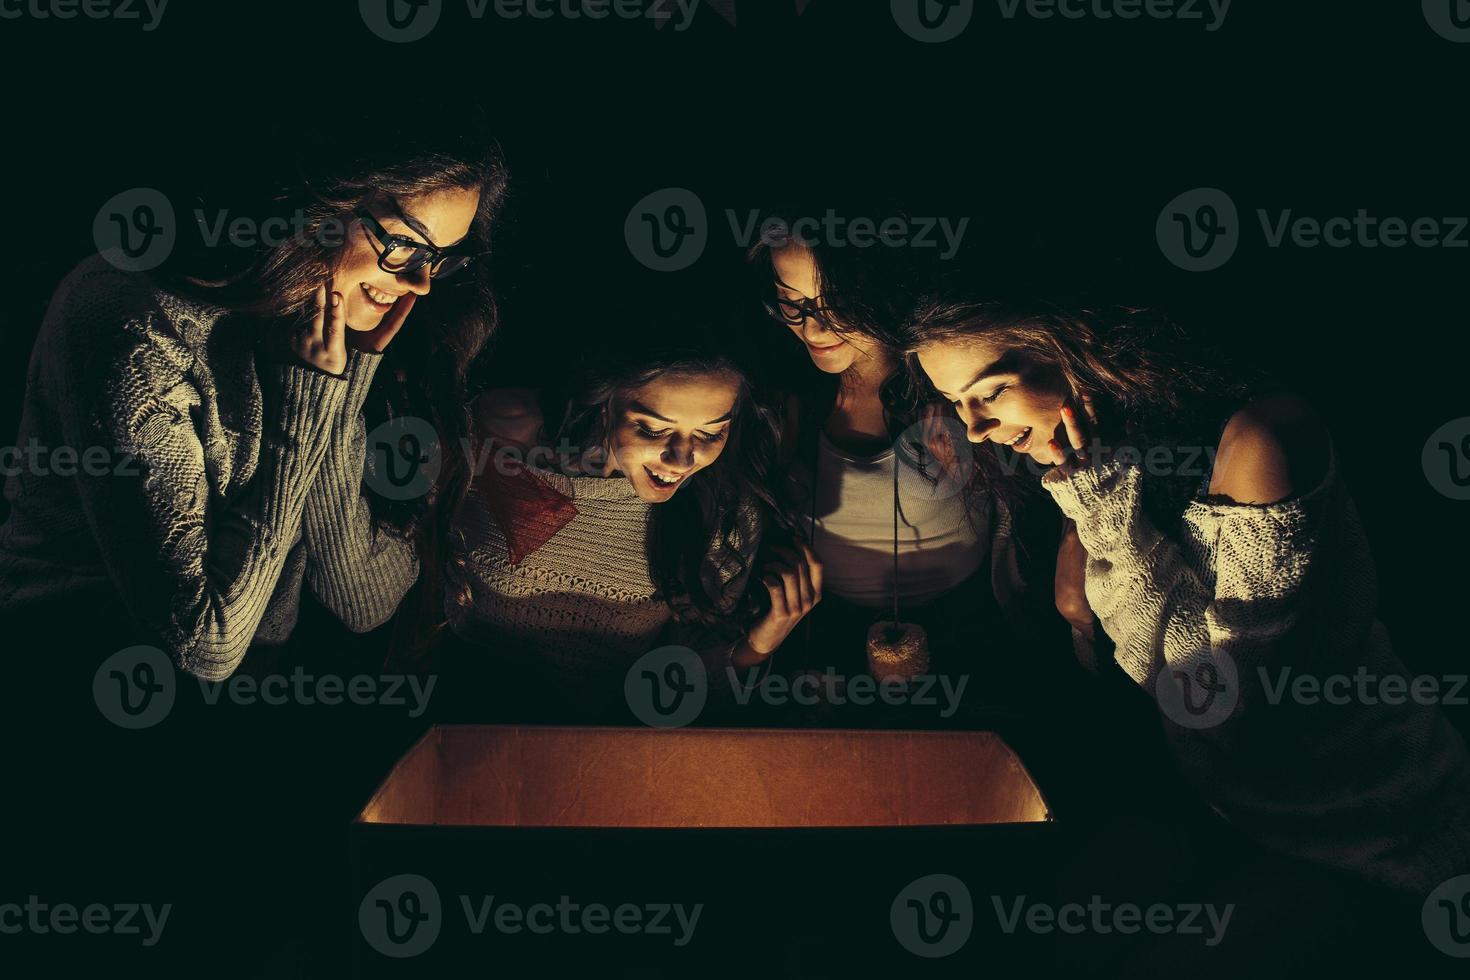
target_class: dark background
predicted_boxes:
[1,1,1467,975]
[5,1,1465,690]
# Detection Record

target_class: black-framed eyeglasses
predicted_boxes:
[763,294,838,327]
[354,207,476,280]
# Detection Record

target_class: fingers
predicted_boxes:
[762,573,789,617]
[1061,403,1087,455]
[323,278,346,370]
[376,291,416,348]
[770,543,822,609]
[309,283,328,339]
[796,539,823,600]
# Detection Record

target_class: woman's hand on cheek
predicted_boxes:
[746,541,823,658]
[1049,395,1100,477]
[263,280,348,375]
[348,292,416,354]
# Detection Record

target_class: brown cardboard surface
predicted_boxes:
[357,725,1051,829]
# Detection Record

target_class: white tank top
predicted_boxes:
[791,432,989,609]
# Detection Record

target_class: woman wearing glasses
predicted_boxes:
[746,217,1057,713]
[437,286,821,723]
[0,109,508,681]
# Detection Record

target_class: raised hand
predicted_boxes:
[265,280,348,376]
[348,291,416,354]
[746,540,824,658]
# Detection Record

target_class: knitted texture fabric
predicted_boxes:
[449,458,761,697]
[1046,452,1470,897]
[0,256,419,679]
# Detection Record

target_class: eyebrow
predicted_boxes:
[387,200,469,249]
[629,400,735,426]
[935,362,1003,398]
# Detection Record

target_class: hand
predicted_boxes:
[263,280,346,375]
[348,291,415,354]
[1054,517,1095,638]
[1046,393,1101,476]
[745,541,824,659]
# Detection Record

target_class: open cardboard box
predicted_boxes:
[351,725,1058,974]
[359,724,1052,829]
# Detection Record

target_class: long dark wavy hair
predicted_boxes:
[156,104,510,660]
[744,210,996,529]
[537,309,790,630]
[900,291,1258,520]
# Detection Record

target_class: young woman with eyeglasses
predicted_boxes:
[745,216,1063,714]
[0,108,508,681]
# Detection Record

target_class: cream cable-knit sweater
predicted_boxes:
[0,256,420,679]
[1046,452,1470,897]
[448,458,762,702]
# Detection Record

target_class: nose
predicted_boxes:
[662,436,696,470]
[399,265,432,297]
[957,401,1000,444]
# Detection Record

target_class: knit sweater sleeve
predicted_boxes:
[1042,457,1322,702]
[65,311,349,680]
[301,348,420,632]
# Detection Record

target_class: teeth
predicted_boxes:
[1005,428,1031,446]
[647,468,682,486]
[362,284,400,305]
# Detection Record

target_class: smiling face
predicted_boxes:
[607,369,742,503]
[768,245,883,374]
[917,337,1073,465]
[334,186,481,331]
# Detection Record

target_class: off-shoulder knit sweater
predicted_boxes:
[448,457,763,705]
[0,256,420,679]
[1046,452,1470,897]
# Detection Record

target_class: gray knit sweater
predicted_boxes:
[1047,452,1470,897]
[0,256,420,679]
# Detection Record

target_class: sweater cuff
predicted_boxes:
[1042,457,1140,555]
[339,348,386,424]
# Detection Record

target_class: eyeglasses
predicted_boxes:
[763,294,839,327]
[354,207,476,280]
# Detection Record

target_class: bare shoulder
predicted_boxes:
[472,388,544,451]
[1210,393,1330,505]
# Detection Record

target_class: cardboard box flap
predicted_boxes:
[358,726,1051,829]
